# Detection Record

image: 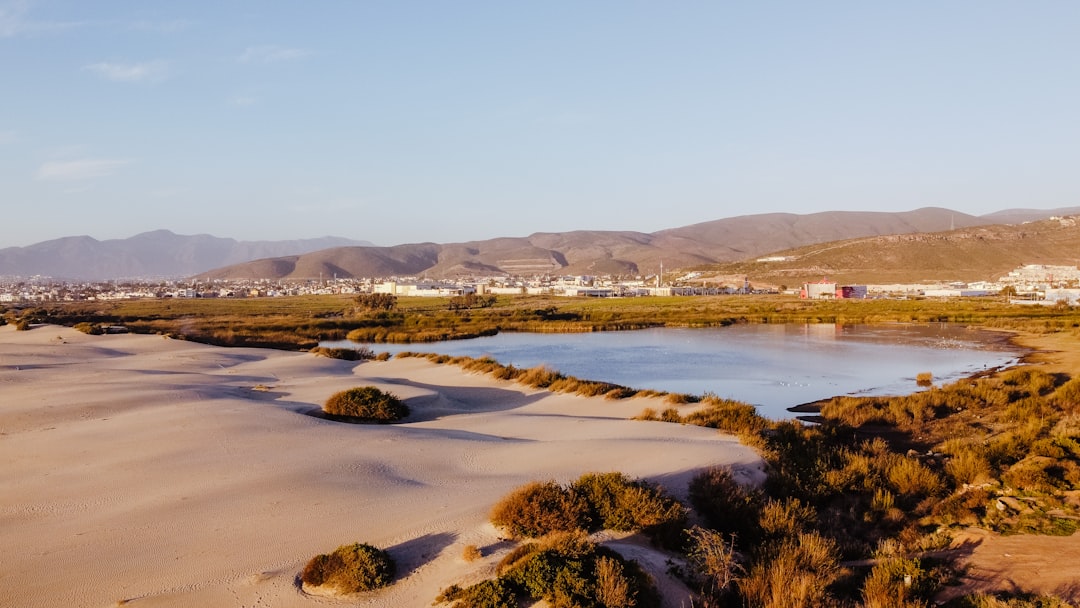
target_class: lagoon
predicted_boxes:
[322,324,1022,419]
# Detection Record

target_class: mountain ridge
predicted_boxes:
[197,207,1065,281]
[0,231,372,280]
[700,216,1080,286]
[3,206,1078,281]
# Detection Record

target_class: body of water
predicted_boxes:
[322,324,1023,419]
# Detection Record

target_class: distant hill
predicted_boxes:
[201,207,1009,280]
[701,216,1080,286]
[0,230,372,280]
[978,206,1080,225]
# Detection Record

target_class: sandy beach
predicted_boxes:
[0,325,763,608]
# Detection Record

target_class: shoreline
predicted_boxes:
[786,324,1050,416]
[771,320,1077,419]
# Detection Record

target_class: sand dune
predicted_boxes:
[0,326,762,608]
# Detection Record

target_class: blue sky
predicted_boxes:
[2,1,1079,247]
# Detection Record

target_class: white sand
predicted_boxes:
[0,325,763,608]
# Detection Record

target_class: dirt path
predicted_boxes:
[937,528,1080,603]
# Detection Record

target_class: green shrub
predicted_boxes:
[435,579,517,608]
[571,472,686,548]
[494,531,660,608]
[301,542,395,593]
[489,481,590,539]
[323,386,408,422]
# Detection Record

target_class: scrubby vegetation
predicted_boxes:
[395,353,648,400]
[441,474,683,607]
[323,386,408,422]
[664,363,1080,606]
[74,321,103,335]
[301,542,396,594]
[436,531,659,608]
[309,345,375,360]
[489,473,685,547]
[489,480,590,539]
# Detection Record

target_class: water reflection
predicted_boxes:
[322,324,1022,420]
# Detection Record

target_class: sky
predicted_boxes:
[2,1,1079,248]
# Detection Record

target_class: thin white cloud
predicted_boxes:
[0,0,87,37]
[35,158,132,181]
[85,60,167,83]
[237,45,313,64]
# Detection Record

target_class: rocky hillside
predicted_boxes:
[700,216,1080,286]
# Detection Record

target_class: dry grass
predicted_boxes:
[461,544,482,562]
[738,532,840,608]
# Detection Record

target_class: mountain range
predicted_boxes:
[0,231,371,280]
[198,206,1080,281]
[2,206,1078,281]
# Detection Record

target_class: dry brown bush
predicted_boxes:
[739,532,840,608]
[594,555,635,608]
[489,481,589,539]
[300,542,395,593]
[758,497,816,540]
[944,447,994,486]
[686,526,741,600]
[462,544,482,562]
